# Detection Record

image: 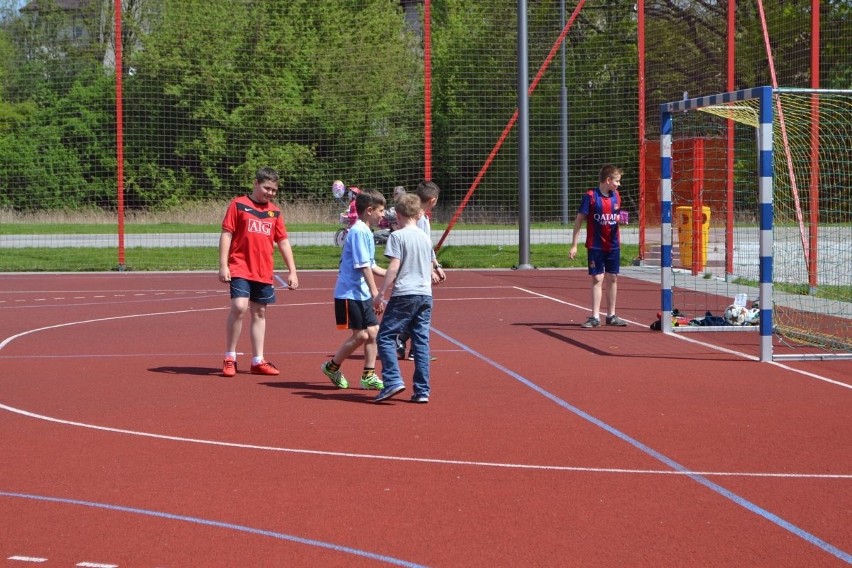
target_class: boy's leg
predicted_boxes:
[223,295,248,376]
[602,250,626,326]
[331,328,369,366]
[225,296,249,353]
[581,249,605,327]
[359,325,383,390]
[247,281,281,375]
[362,325,379,368]
[604,272,618,316]
[408,296,433,400]
[396,330,410,360]
[249,301,267,361]
[324,299,363,388]
[376,297,415,391]
[590,274,604,318]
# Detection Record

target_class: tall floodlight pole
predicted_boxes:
[560,0,570,225]
[517,0,533,269]
[115,0,125,271]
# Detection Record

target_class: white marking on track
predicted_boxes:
[512,286,852,390]
[0,296,849,482]
[7,557,47,563]
[0,401,848,480]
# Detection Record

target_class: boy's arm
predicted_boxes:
[374,258,401,311]
[276,238,299,289]
[568,213,586,260]
[360,265,381,301]
[371,263,387,278]
[218,230,233,282]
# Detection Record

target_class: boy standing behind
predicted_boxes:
[396,180,446,360]
[219,167,298,377]
[373,193,436,403]
[321,189,387,390]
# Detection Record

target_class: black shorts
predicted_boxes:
[334,298,379,331]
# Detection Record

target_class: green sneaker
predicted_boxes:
[321,361,348,389]
[359,372,384,390]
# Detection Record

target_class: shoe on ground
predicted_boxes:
[222,358,237,377]
[606,315,628,327]
[581,317,601,328]
[359,372,384,390]
[374,384,405,403]
[321,361,348,389]
[410,394,429,403]
[250,360,280,376]
[406,351,437,361]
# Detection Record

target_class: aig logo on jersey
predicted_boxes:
[248,219,273,235]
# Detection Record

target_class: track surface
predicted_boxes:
[1,270,850,567]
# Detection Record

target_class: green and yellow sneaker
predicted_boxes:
[321,361,348,389]
[359,372,384,390]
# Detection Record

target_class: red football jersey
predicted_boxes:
[222,195,288,283]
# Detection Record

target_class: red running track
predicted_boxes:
[0,270,850,567]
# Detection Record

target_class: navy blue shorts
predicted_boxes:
[230,278,276,304]
[587,248,620,276]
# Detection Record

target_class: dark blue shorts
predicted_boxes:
[587,248,620,275]
[230,278,276,304]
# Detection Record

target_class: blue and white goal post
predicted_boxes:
[659,87,775,362]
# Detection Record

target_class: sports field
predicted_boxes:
[1,269,850,567]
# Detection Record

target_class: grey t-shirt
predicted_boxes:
[385,225,434,297]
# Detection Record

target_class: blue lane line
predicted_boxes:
[431,327,852,565]
[0,491,427,568]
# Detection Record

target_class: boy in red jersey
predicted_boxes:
[569,164,628,329]
[218,167,299,376]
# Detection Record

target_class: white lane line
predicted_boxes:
[513,286,852,390]
[7,557,48,563]
[1,401,848,480]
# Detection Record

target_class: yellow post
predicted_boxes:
[676,206,710,271]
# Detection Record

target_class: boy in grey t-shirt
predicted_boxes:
[373,193,436,403]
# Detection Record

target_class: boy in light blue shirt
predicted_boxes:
[322,189,387,390]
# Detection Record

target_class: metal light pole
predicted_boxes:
[560,0,570,225]
[517,0,533,269]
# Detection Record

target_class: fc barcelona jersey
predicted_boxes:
[578,188,621,252]
[222,195,288,283]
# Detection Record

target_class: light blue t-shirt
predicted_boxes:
[385,225,433,297]
[334,220,376,300]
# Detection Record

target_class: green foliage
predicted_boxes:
[0,0,848,217]
[123,0,420,206]
[0,65,115,210]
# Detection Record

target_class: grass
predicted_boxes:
[731,277,851,302]
[0,244,640,272]
[1,202,639,271]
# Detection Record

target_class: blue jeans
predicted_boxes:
[377,294,432,397]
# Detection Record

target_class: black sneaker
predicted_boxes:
[396,338,407,360]
[605,315,628,327]
[581,317,600,328]
[411,394,429,403]
[407,351,437,361]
